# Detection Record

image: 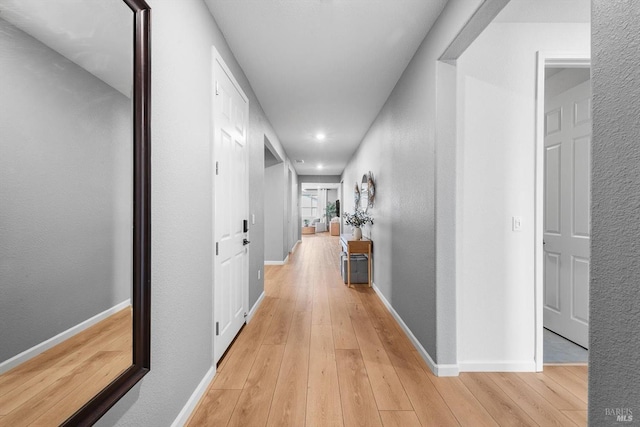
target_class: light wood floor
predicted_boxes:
[187,233,588,426]
[0,307,132,427]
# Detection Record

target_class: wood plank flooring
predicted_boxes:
[187,234,588,426]
[0,307,132,426]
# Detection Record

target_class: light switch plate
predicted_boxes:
[252,214,255,225]
[512,216,523,232]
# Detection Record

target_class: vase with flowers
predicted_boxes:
[344,210,373,240]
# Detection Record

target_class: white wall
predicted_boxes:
[264,159,298,263]
[327,189,338,204]
[0,17,131,363]
[96,0,291,424]
[284,164,297,255]
[264,163,285,262]
[456,23,590,370]
[326,189,338,221]
[545,68,590,99]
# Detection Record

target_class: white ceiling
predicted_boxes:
[494,0,590,23]
[205,0,449,175]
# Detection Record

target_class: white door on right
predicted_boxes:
[543,77,591,348]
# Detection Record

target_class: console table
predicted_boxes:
[340,234,372,288]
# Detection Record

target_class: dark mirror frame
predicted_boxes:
[61,0,151,425]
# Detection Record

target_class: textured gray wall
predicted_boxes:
[96,0,290,424]
[590,1,640,424]
[0,18,131,363]
[341,0,482,366]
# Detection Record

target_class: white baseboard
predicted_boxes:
[171,292,266,425]
[171,366,216,427]
[247,291,265,323]
[371,283,459,377]
[458,361,537,372]
[0,299,131,375]
[292,240,301,252]
[436,363,461,377]
[265,253,290,266]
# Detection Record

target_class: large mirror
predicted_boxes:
[0,0,150,425]
[359,173,369,212]
[358,171,375,212]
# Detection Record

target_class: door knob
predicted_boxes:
[243,239,251,246]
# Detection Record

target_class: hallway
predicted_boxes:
[187,234,587,426]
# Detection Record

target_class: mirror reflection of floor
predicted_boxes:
[0,307,132,426]
[543,328,588,364]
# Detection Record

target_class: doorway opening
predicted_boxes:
[287,167,295,254]
[535,54,591,366]
[445,0,591,373]
[300,182,340,236]
[263,136,288,264]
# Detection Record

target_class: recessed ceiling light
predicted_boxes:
[315,133,326,141]
[317,164,323,170]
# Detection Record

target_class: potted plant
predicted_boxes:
[343,210,373,240]
[325,202,337,222]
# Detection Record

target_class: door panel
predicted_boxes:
[544,252,561,311]
[545,107,562,135]
[543,78,591,348]
[544,144,562,234]
[574,97,591,126]
[571,256,589,324]
[213,53,249,363]
[572,135,591,237]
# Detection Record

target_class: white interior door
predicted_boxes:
[213,50,249,363]
[543,78,591,348]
